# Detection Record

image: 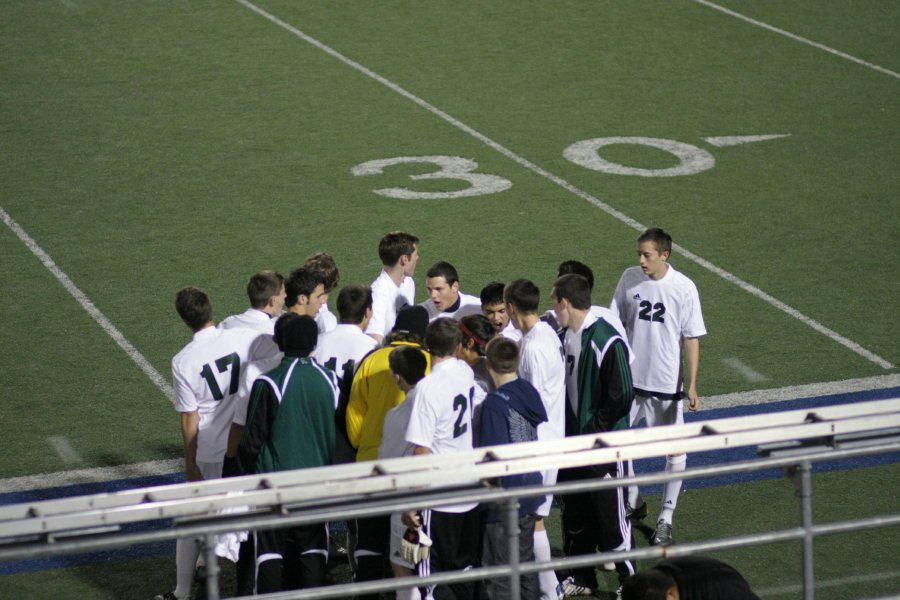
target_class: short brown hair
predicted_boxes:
[486,337,519,375]
[552,274,591,310]
[303,252,340,292]
[176,287,212,331]
[378,232,419,266]
[247,271,284,309]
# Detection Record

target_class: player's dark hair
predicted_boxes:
[303,252,340,292]
[479,281,506,307]
[459,314,496,357]
[388,345,428,387]
[638,228,673,256]
[247,271,285,309]
[425,261,460,286]
[504,279,540,313]
[485,336,519,375]
[620,569,676,600]
[176,287,213,331]
[424,317,462,358]
[378,231,419,266]
[336,284,373,325]
[274,313,318,357]
[284,268,327,308]
[552,274,592,310]
[557,260,595,291]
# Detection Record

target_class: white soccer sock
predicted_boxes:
[626,459,641,508]
[659,454,687,524]
[533,527,559,599]
[174,537,201,598]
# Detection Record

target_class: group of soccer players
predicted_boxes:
[159,227,706,600]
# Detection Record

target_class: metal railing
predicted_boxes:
[1,397,898,599]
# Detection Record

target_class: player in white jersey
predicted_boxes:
[219,270,285,334]
[504,279,566,600]
[366,231,420,343]
[304,251,340,334]
[313,284,377,390]
[542,260,630,346]
[218,270,285,594]
[610,228,706,547]
[420,261,482,322]
[480,281,522,342]
[156,288,263,600]
[403,318,480,600]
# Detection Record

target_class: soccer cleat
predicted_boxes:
[559,576,593,597]
[153,592,189,600]
[651,520,674,546]
[625,500,647,521]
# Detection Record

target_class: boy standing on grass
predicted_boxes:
[157,288,261,600]
[237,314,339,594]
[552,274,635,597]
[379,345,429,600]
[403,318,479,600]
[479,336,547,600]
[503,278,566,600]
[366,231,420,343]
[610,228,706,547]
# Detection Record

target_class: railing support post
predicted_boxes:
[202,534,221,600]
[504,498,521,600]
[791,460,815,600]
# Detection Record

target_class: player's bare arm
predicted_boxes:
[684,336,701,411]
[180,410,202,482]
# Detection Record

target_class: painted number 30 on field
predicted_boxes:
[351,134,790,199]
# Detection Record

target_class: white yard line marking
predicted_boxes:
[47,436,83,465]
[1,207,175,402]
[3,375,897,493]
[693,0,900,81]
[0,459,182,494]
[722,357,768,384]
[703,134,791,147]
[235,0,894,370]
[702,373,900,410]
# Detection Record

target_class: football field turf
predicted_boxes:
[1,0,898,597]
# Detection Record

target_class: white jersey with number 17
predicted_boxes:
[172,326,262,463]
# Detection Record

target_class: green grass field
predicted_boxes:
[1,0,898,597]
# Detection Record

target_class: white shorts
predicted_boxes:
[388,513,415,570]
[629,394,683,429]
[197,460,223,480]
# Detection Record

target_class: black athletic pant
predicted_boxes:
[352,515,391,599]
[559,462,634,587]
[420,508,481,600]
[256,523,327,594]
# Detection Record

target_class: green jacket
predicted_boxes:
[239,356,338,474]
[567,318,634,436]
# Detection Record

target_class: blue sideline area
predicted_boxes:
[1,387,898,575]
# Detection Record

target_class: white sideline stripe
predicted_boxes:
[235,0,894,371]
[702,373,900,410]
[47,436,82,465]
[693,0,900,81]
[0,207,174,402]
[722,357,768,384]
[0,459,182,494]
[3,375,898,493]
[757,569,900,596]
